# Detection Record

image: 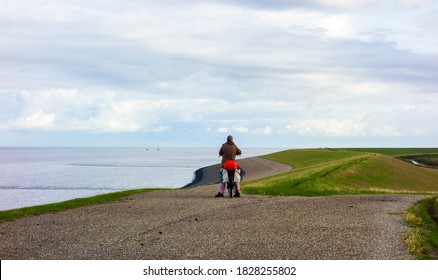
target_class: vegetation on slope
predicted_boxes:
[404,196,438,259]
[242,148,438,196]
[337,147,438,157]
[0,188,164,222]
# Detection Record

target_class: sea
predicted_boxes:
[0,147,283,211]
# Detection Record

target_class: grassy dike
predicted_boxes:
[242,148,438,196]
[0,188,164,222]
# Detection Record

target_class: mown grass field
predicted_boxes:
[242,148,438,196]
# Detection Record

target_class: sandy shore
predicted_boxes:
[0,157,422,260]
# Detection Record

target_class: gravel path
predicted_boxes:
[0,158,422,260]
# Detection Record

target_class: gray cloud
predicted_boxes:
[0,0,437,147]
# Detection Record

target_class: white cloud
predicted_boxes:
[218,127,229,133]
[1,0,438,147]
[287,119,368,137]
[3,111,56,131]
[252,126,273,135]
[151,125,170,132]
[232,126,249,133]
[317,0,379,9]
[394,0,434,9]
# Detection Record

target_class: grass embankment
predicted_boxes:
[404,196,438,259]
[242,148,438,196]
[341,148,438,169]
[0,188,163,222]
[336,147,438,157]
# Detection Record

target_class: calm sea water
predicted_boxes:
[0,147,282,210]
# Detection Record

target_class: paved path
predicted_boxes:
[0,158,421,260]
[182,156,292,188]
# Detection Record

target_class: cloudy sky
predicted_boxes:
[1,0,437,148]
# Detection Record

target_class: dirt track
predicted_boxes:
[0,157,422,260]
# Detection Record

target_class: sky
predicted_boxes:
[0,0,437,148]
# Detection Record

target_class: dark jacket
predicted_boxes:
[219,140,241,167]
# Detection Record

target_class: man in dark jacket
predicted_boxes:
[215,135,242,197]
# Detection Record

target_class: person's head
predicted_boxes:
[227,135,233,142]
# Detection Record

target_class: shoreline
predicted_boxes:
[0,156,291,212]
[182,164,220,188]
[1,147,286,211]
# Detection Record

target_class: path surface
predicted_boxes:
[182,156,292,188]
[0,157,421,260]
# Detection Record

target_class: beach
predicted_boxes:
[0,156,421,259]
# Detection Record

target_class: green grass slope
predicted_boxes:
[337,147,438,157]
[242,148,438,196]
[0,188,164,222]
